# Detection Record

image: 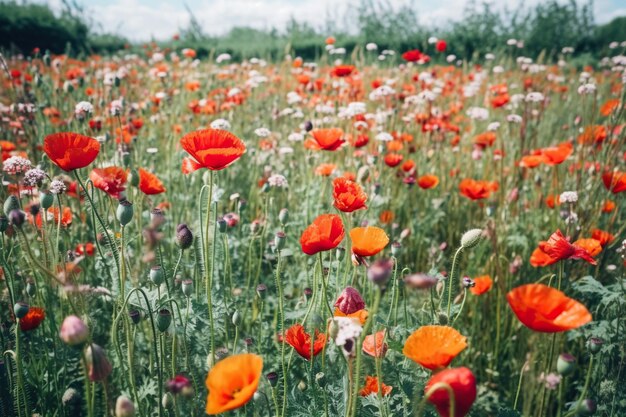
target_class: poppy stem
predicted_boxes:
[415,382,455,417]
[446,246,464,319]
[204,170,215,364]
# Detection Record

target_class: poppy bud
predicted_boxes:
[176,224,193,250]
[162,393,174,410]
[232,310,242,327]
[587,337,603,354]
[115,395,135,417]
[577,399,596,416]
[279,208,289,225]
[256,283,267,298]
[84,343,112,381]
[438,312,449,325]
[127,169,139,187]
[335,286,365,314]
[336,247,345,261]
[40,191,54,210]
[116,199,134,226]
[298,380,307,391]
[462,276,475,288]
[156,309,172,332]
[275,231,286,250]
[304,120,313,132]
[391,241,401,256]
[62,387,80,407]
[315,372,326,387]
[8,209,25,227]
[129,310,142,325]
[304,287,313,299]
[181,280,193,297]
[357,166,370,183]
[59,315,89,346]
[26,279,36,297]
[150,208,166,229]
[238,199,247,212]
[367,258,394,286]
[460,228,483,249]
[0,215,7,233]
[557,353,576,376]
[149,266,164,285]
[217,218,227,233]
[266,372,279,387]
[14,302,30,319]
[250,220,261,234]
[404,273,438,290]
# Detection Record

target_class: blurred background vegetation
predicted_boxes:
[0,0,625,61]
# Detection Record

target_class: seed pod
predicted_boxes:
[156,309,172,332]
[14,302,30,319]
[557,353,576,376]
[40,191,54,210]
[149,266,164,286]
[4,195,20,216]
[116,199,134,226]
[181,280,193,297]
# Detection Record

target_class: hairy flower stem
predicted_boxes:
[204,170,215,364]
[274,251,288,417]
[446,247,464,319]
[415,382,456,417]
[14,323,29,417]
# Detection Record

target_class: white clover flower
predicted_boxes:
[507,38,518,46]
[210,119,231,130]
[288,132,304,142]
[525,92,545,103]
[3,156,31,175]
[559,191,578,203]
[577,83,596,95]
[23,168,47,186]
[74,101,93,119]
[485,53,495,60]
[267,174,288,188]
[50,179,67,195]
[428,36,438,44]
[216,53,231,63]
[110,99,123,116]
[466,106,489,121]
[507,114,523,123]
[487,122,501,131]
[366,43,378,51]
[254,127,271,138]
[375,132,393,142]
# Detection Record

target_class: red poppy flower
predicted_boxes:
[403,326,467,370]
[425,367,476,417]
[90,166,127,198]
[435,40,447,52]
[541,142,572,165]
[591,229,615,247]
[507,284,592,332]
[402,49,427,63]
[384,153,403,167]
[602,171,626,194]
[306,128,345,151]
[530,246,558,267]
[138,168,166,195]
[284,324,326,360]
[331,65,356,77]
[44,132,100,171]
[333,178,367,213]
[362,330,387,358]
[19,307,46,331]
[180,129,246,171]
[458,179,498,200]
[539,230,597,265]
[300,214,345,255]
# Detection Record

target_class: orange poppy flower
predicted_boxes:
[519,155,544,168]
[379,210,394,224]
[469,275,492,295]
[350,227,389,257]
[572,238,602,257]
[314,163,337,176]
[306,128,345,151]
[602,171,626,194]
[539,230,597,265]
[418,174,439,189]
[507,284,592,332]
[473,132,496,148]
[577,125,607,145]
[180,129,246,171]
[362,330,387,358]
[300,214,345,255]
[205,353,263,415]
[402,160,416,172]
[284,324,326,360]
[334,308,368,325]
[600,98,621,116]
[591,229,615,247]
[19,306,46,331]
[138,168,166,195]
[90,166,127,198]
[403,325,467,370]
[530,246,558,267]
[44,132,100,171]
[458,179,498,200]
[541,142,572,165]
[34,207,73,228]
[359,376,392,397]
[425,367,476,417]
[602,200,616,213]
[333,178,367,213]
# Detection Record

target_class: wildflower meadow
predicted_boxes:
[0,12,626,417]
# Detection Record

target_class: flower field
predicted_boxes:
[0,40,625,417]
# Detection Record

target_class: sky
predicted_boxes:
[39,0,626,41]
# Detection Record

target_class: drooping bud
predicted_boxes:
[367,258,394,286]
[14,302,30,319]
[460,229,483,249]
[334,287,365,314]
[404,273,438,290]
[59,315,89,346]
[115,395,135,417]
[279,208,289,225]
[84,343,112,381]
[8,209,25,227]
[176,224,193,250]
